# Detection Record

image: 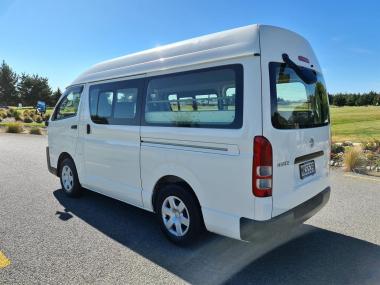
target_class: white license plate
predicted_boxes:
[299,160,316,179]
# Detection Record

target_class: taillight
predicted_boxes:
[253,136,273,197]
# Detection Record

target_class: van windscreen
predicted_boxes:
[269,62,329,129]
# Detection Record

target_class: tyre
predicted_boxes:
[156,184,203,245]
[59,158,82,197]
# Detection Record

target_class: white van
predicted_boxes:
[47,24,331,245]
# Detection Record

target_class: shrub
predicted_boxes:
[331,144,345,154]
[9,108,18,116]
[43,113,51,121]
[365,152,375,161]
[363,139,380,152]
[23,110,30,117]
[6,123,23,133]
[23,116,34,123]
[0,109,7,118]
[14,110,23,121]
[343,147,365,172]
[6,110,12,117]
[29,127,42,135]
[35,115,43,123]
[0,117,2,122]
[342,141,353,147]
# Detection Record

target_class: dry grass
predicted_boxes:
[343,147,366,172]
[29,127,42,135]
[6,123,23,133]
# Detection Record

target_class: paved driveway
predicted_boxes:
[0,133,379,284]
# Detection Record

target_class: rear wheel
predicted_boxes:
[59,158,82,197]
[156,184,203,245]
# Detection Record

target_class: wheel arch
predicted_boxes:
[57,152,75,173]
[151,175,202,215]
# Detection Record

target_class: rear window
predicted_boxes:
[269,62,329,129]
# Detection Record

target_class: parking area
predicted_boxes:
[0,133,379,284]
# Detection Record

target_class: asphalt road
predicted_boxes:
[0,133,379,284]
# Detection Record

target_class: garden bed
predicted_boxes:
[0,108,48,135]
[331,140,380,177]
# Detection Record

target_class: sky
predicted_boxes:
[0,0,380,94]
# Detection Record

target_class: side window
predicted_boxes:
[54,86,83,120]
[144,65,243,128]
[97,91,113,122]
[89,80,141,125]
[114,88,138,119]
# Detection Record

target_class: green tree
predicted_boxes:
[50,87,62,106]
[0,60,18,106]
[346,94,358,106]
[333,94,346,106]
[18,74,52,106]
[357,93,371,106]
[372,93,380,105]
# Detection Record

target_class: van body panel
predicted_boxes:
[77,80,144,208]
[259,26,330,217]
[48,115,80,169]
[81,124,143,207]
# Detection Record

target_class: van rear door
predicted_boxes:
[259,26,330,217]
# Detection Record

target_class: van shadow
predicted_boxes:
[53,189,380,285]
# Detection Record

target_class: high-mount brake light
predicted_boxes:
[252,136,273,197]
[298,55,310,63]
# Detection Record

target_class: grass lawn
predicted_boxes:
[330,106,380,142]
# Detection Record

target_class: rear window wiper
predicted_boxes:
[282,53,317,84]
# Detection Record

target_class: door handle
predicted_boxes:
[86,124,91,134]
[70,125,77,129]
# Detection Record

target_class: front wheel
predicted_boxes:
[59,158,82,197]
[156,184,203,245]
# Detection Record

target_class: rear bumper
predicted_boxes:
[240,187,330,241]
[46,147,57,176]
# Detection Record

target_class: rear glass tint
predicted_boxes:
[269,62,329,129]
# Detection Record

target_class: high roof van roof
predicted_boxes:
[71,24,264,85]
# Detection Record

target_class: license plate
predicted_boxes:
[299,160,316,179]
